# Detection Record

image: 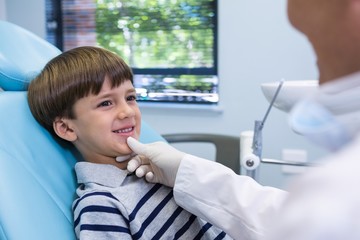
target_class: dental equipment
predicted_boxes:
[241,80,318,180]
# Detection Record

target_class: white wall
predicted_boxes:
[4,0,327,188]
[5,0,45,37]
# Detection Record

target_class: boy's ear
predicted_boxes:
[53,118,77,142]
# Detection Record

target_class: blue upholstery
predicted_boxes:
[0,21,165,240]
[0,91,165,240]
[0,91,78,240]
[0,20,61,91]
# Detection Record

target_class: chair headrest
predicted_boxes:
[0,21,61,91]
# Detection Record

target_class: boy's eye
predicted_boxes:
[127,95,137,101]
[98,100,112,107]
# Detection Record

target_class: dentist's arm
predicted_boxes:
[127,137,288,239]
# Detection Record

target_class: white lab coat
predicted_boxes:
[268,134,360,240]
[172,73,360,239]
[173,154,288,239]
[173,135,360,240]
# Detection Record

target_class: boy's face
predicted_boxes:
[59,77,141,167]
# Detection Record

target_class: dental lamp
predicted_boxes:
[241,80,318,180]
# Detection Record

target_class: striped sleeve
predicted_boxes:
[73,191,132,240]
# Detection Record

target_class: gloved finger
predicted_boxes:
[127,137,147,155]
[127,155,150,172]
[145,172,155,183]
[127,158,141,173]
[135,165,153,178]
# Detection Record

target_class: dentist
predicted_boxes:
[128,0,360,239]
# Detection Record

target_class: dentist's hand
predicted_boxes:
[126,137,185,187]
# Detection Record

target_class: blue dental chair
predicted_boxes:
[0,20,165,240]
[0,20,241,240]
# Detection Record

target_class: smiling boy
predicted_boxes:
[27,46,232,239]
[56,76,140,169]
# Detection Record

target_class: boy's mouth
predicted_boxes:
[113,126,134,134]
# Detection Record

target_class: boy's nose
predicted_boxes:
[116,104,135,119]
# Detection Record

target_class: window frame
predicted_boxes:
[46,0,219,105]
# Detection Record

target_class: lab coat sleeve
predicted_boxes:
[267,136,360,240]
[173,154,288,240]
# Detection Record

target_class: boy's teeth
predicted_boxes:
[115,127,132,133]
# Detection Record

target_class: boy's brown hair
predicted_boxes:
[28,46,133,135]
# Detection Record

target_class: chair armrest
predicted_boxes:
[162,133,240,174]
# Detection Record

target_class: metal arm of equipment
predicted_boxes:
[241,80,312,180]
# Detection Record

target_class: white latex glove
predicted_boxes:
[126,137,185,187]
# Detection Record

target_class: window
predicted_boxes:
[46,0,218,104]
